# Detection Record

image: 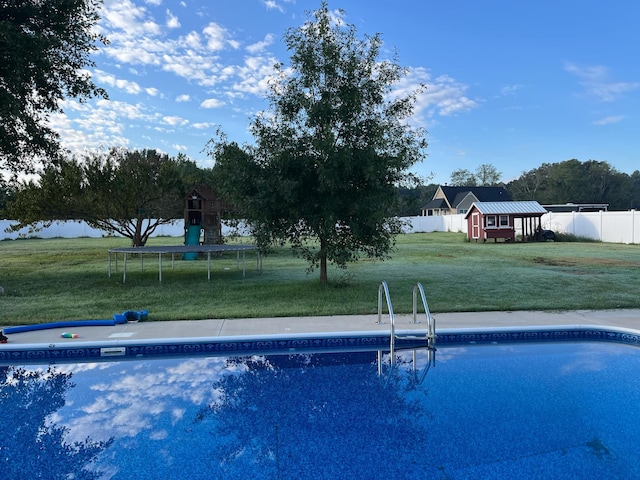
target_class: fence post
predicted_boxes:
[599,210,603,242]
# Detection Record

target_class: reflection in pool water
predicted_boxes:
[2,342,640,479]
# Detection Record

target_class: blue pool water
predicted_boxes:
[2,341,640,479]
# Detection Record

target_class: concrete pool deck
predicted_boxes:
[2,309,640,348]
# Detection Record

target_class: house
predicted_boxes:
[184,185,235,245]
[421,185,512,216]
[464,201,547,242]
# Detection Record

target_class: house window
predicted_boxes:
[458,208,467,214]
[486,215,496,227]
[499,215,509,227]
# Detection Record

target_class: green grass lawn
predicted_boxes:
[1,232,639,326]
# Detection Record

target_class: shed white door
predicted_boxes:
[472,213,480,239]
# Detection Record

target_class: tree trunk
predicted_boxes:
[131,218,145,247]
[319,237,328,284]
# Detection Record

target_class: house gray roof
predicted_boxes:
[441,186,512,207]
[422,198,448,209]
[464,201,547,218]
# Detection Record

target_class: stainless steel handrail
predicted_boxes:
[377,280,396,361]
[413,282,436,348]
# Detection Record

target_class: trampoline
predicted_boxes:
[108,244,260,283]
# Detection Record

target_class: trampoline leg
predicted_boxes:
[242,251,246,277]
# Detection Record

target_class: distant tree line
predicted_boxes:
[3,158,639,233]
[395,159,640,215]
[506,159,640,210]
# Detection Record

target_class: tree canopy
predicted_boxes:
[209,2,427,283]
[0,0,107,174]
[507,159,638,210]
[6,148,190,246]
[449,164,502,187]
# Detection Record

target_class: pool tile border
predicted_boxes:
[436,326,640,346]
[1,325,639,363]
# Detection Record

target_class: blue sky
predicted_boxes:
[49,0,640,185]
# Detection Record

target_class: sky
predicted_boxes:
[49,0,640,185]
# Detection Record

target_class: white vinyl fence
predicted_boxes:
[0,219,185,240]
[3,210,640,244]
[402,210,640,244]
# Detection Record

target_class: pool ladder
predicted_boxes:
[376,280,436,366]
[377,280,436,348]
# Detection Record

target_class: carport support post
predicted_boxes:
[123,253,127,284]
[207,252,211,280]
[159,252,162,283]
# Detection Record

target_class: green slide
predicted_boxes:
[183,224,201,260]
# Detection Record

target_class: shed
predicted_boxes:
[464,201,547,242]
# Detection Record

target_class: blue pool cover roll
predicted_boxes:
[3,310,148,335]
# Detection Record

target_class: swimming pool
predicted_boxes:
[2,336,640,479]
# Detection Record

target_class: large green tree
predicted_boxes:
[7,148,188,246]
[0,0,107,174]
[210,2,427,283]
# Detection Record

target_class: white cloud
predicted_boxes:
[246,34,275,54]
[93,69,142,95]
[593,115,624,125]
[202,22,236,51]
[88,70,161,98]
[262,0,284,12]
[192,122,213,129]
[200,98,225,108]
[231,55,279,96]
[103,34,166,66]
[499,84,524,96]
[166,9,180,29]
[172,144,188,150]
[176,94,191,102]
[163,115,189,126]
[101,0,161,37]
[394,68,479,123]
[49,98,159,152]
[98,1,264,97]
[565,62,640,102]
